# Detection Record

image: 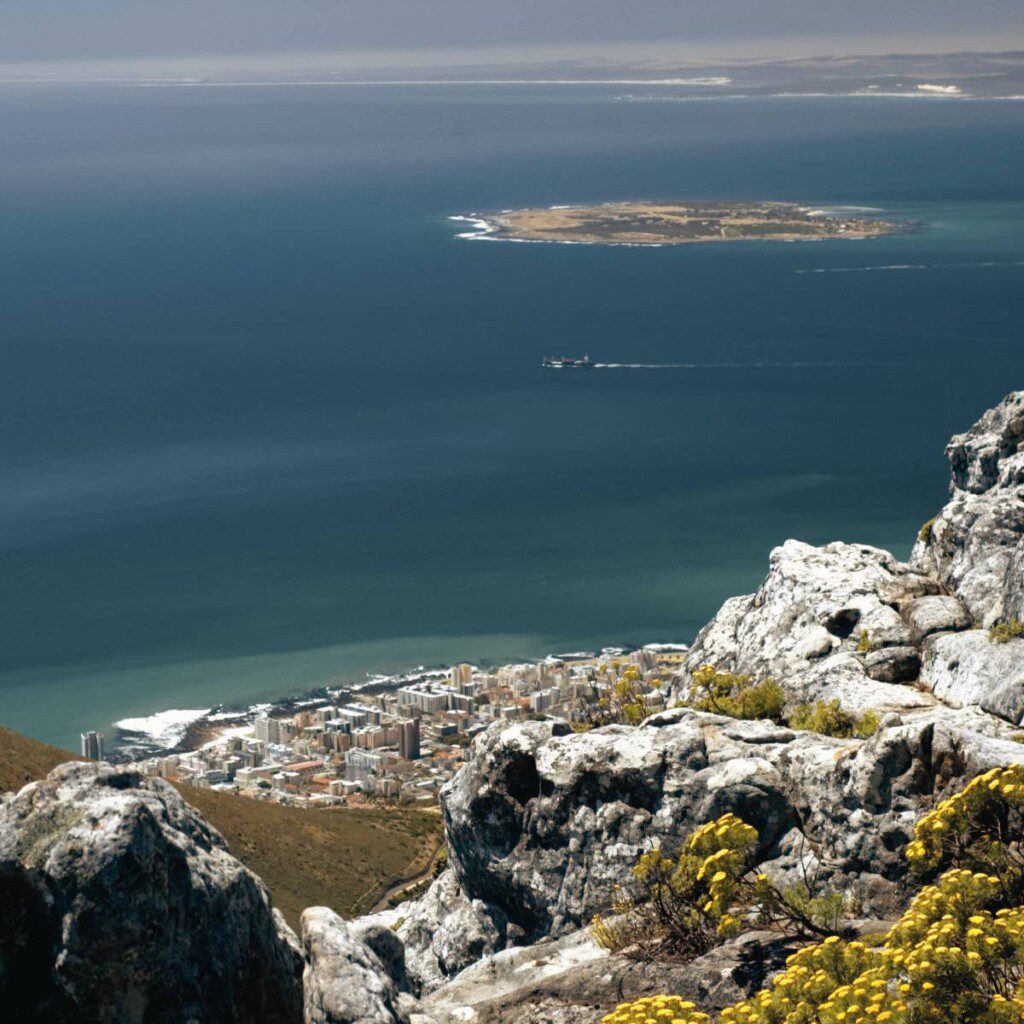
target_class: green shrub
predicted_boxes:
[918,516,937,543]
[572,664,650,731]
[856,628,875,653]
[990,618,1024,644]
[681,665,786,724]
[787,699,880,740]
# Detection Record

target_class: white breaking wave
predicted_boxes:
[797,261,1024,275]
[448,214,498,240]
[114,708,211,747]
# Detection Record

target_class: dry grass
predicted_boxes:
[0,724,77,791]
[179,785,441,928]
[0,725,442,930]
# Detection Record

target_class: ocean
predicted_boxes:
[1,84,1022,749]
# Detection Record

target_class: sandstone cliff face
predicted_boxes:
[0,762,303,1024]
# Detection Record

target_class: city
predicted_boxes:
[86,645,689,808]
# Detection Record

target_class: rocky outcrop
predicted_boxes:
[672,539,948,715]
[11,393,1024,1024]
[0,761,303,1024]
[911,391,1024,626]
[302,908,410,1024]
[370,706,1022,994]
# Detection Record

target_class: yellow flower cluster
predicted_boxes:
[689,814,758,934]
[601,775,1024,1024]
[601,995,711,1024]
[607,866,1024,1023]
[905,764,1024,874]
[717,937,882,1024]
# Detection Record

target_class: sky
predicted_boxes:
[2,0,1023,79]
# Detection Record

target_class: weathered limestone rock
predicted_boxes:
[419,925,799,1024]
[921,630,1024,723]
[904,595,973,640]
[674,539,938,714]
[0,761,303,1024]
[863,646,921,683]
[302,908,408,1024]
[398,709,1023,987]
[362,869,511,995]
[911,391,1024,626]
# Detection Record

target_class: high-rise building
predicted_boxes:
[344,748,387,791]
[450,663,473,686]
[396,685,450,714]
[80,731,104,760]
[397,718,420,761]
[254,715,283,745]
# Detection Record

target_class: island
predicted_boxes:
[457,200,902,245]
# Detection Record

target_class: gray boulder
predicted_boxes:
[374,707,1023,1004]
[361,869,510,995]
[432,710,1021,949]
[921,630,1024,723]
[302,908,408,1024]
[863,646,921,683]
[0,761,303,1024]
[904,595,973,640]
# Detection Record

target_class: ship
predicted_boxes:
[542,353,593,369]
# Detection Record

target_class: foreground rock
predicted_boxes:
[0,762,303,1024]
[302,908,410,1024]
[419,926,798,1024]
[380,707,1023,993]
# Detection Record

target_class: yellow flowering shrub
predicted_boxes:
[600,767,1024,1024]
[682,665,787,724]
[592,814,851,962]
[592,813,759,959]
[905,764,1024,902]
[601,995,710,1024]
[574,665,650,731]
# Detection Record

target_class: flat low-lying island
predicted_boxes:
[458,200,902,245]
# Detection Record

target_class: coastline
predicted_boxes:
[107,641,687,759]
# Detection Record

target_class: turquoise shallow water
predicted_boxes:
[0,85,1023,748]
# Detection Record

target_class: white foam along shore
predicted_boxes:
[114,708,212,748]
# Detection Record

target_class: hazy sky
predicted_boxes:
[2,0,1023,76]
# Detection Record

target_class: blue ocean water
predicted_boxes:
[1,84,1023,748]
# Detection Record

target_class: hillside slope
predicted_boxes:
[0,725,441,928]
[0,724,77,790]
